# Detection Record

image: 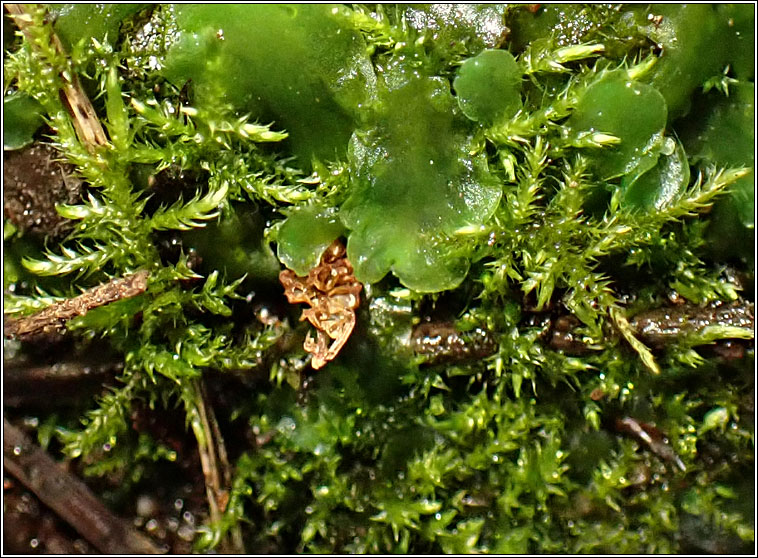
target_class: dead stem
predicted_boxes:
[4,359,120,408]
[193,379,245,553]
[4,418,164,554]
[5,4,108,150]
[201,380,245,553]
[4,270,149,340]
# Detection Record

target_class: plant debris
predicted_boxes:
[6,3,108,150]
[3,418,164,554]
[614,416,686,472]
[4,270,149,340]
[629,300,755,349]
[279,240,362,369]
[411,321,497,366]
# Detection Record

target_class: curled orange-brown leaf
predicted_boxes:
[279,240,362,369]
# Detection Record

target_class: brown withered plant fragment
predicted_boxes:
[4,270,149,340]
[279,240,362,369]
[614,416,687,472]
[4,418,163,554]
[629,300,754,349]
[6,4,108,151]
[411,321,496,366]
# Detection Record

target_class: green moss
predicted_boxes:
[3,4,754,555]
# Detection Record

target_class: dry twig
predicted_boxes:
[4,418,164,554]
[5,3,108,150]
[4,359,120,408]
[4,270,149,340]
[192,379,245,553]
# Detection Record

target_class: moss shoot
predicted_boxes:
[3,3,754,554]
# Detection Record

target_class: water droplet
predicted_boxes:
[277,417,296,432]
[137,495,157,517]
[177,524,195,541]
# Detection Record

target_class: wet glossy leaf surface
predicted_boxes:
[568,70,667,181]
[47,4,145,49]
[276,206,346,277]
[162,4,375,164]
[622,138,689,212]
[454,49,522,123]
[3,92,45,150]
[341,65,500,291]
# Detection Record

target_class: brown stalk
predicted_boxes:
[4,270,150,340]
[5,3,108,150]
[4,418,164,554]
[4,359,120,408]
[193,379,245,553]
